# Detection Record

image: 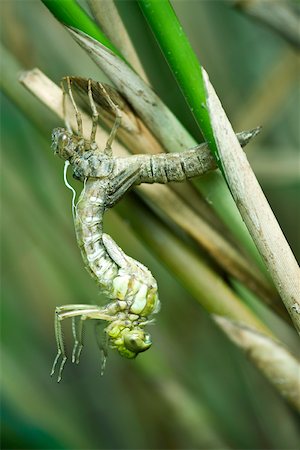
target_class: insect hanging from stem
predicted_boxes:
[50,76,259,381]
[51,77,161,381]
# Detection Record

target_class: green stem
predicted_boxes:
[137,0,271,274]
[41,0,124,61]
[138,0,220,167]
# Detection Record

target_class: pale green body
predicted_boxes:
[74,178,160,358]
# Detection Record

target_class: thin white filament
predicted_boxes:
[63,160,76,218]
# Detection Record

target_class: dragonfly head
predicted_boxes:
[109,326,152,359]
[123,328,152,357]
[51,127,83,160]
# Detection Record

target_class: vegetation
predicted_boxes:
[1,1,299,448]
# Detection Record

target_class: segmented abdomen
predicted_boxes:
[74,179,118,294]
[114,144,216,184]
[74,179,160,317]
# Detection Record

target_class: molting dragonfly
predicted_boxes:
[51,76,258,381]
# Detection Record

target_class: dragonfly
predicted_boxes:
[51,76,259,381]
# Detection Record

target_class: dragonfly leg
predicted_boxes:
[71,315,86,364]
[94,321,109,376]
[51,305,100,382]
[66,76,83,136]
[106,164,140,208]
[87,78,99,144]
[97,82,122,154]
[61,79,72,133]
[51,307,67,383]
[51,304,117,381]
[100,332,109,376]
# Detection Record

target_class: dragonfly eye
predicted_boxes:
[124,330,152,354]
[51,128,74,160]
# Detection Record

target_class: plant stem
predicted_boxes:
[40,0,124,60]
[87,0,148,82]
[214,315,300,410]
[135,1,273,274]
[138,0,218,162]
[138,1,300,328]
[203,68,300,333]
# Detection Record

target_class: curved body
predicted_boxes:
[75,178,160,318]
[50,78,259,381]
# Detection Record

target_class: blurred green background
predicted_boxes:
[1,1,299,449]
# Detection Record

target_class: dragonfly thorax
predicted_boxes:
[72,151,115,181]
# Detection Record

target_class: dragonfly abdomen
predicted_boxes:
[75,179,119,291]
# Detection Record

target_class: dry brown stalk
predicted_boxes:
[202,68,300,333]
